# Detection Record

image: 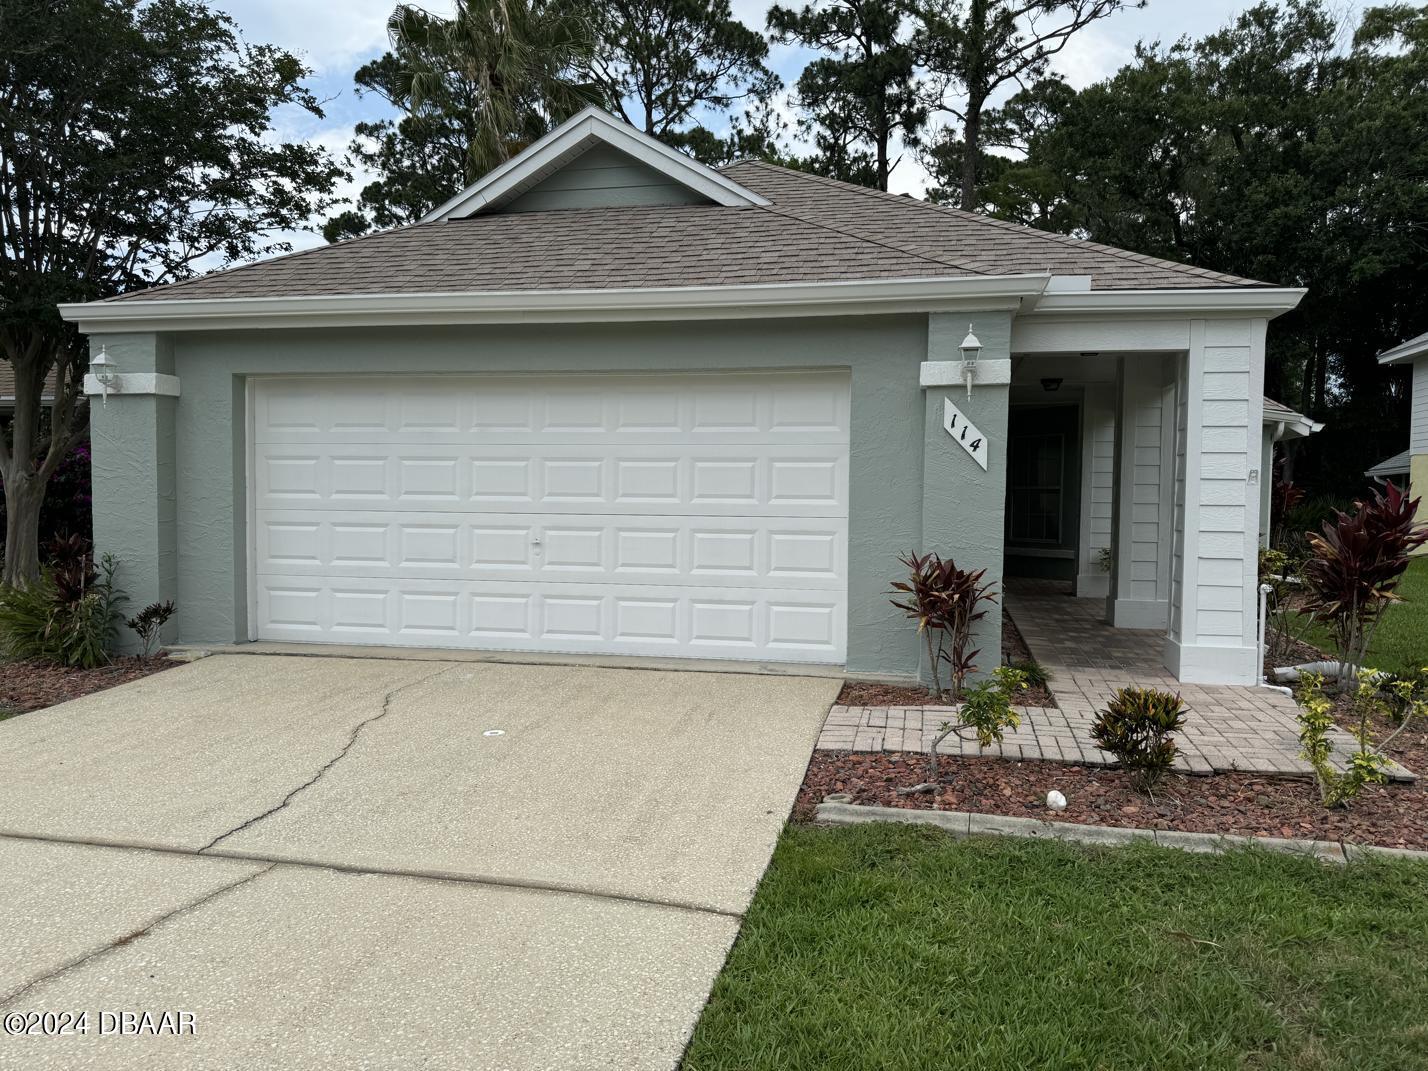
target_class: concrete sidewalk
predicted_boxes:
[0,655,836,1070]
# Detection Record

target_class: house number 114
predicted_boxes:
[942,397,989,471]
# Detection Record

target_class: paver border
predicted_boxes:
[813,801,1428,865]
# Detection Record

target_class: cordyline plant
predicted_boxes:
[888,550,998,700]
[1300,481,1428,690]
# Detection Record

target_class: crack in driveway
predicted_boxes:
[0,863,277,1008]
[199,666,453,853]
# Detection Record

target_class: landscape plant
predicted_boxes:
[911,664,1028,787]
[1089,686,1188,794]
[1300,481,1428,689]
[0,538,126,668]
[126,600,177,657]
[1295,668,1427,807]
[888,550,998,700]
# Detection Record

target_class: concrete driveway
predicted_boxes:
[0,654,836,1070]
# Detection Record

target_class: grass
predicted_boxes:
[683,824,1428,1071]
[1292,558,1428,676]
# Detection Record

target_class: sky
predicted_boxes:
[224,0,1369,250]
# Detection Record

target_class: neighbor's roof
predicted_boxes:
[1263,396,1322,439]
[1367,449,1412,478]
[96,164,1274,306]
[0,365,57,403]
[1378,330,1428,365]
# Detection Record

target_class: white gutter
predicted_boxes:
[1026,287,1306,319]
[1377,331,1428,365]
[58,274,1054,334]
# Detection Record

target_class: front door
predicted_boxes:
[1004,404,1080,582]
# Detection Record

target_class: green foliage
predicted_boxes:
[0,552,126,669]
[1301,480,1428,686]
[1090,686,1187,793]
[767,0,924,190]
[588,0,780,140]
[1006,657,1050,690]
[888,550,998,699]
[126,600,177,658]
[1294,671,1391,807]
[925,665,1026,781]
[970,0,1428,497]
[1,0,342,585]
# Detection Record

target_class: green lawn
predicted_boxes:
[1293,557,1428,676]
[683,824,1428,1071]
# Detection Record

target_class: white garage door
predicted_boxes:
[251,373,850,663]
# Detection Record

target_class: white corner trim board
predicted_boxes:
[920,359,1012,388]
[83,372,180,397]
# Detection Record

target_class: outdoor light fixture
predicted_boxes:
[89,346,118,404]
[1041,377,1063,392]
[959,323,982,399]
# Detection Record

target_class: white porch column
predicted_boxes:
[1164,319,1267,684]
[1075,383,1115,597]
[1107,355,1176,628]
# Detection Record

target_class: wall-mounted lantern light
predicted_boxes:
[89,346,119,405]
[959,324,981,399]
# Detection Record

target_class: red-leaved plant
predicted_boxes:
[1301,481,1428,688]
[889,551,998,699]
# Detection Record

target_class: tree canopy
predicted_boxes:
[0,0,342,584]
[966,0,1428,495]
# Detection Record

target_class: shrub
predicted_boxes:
[1006,658,1050,690]
[0,543,126,669]
[1295,668,1427,807]
[1301,481,1428,689]
[889,550,998,700]
[0,443,93,557]
[924,665,1028,782]
[1090,687,1188,794]
[126,600,177,657]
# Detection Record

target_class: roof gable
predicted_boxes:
[423,106,768,220]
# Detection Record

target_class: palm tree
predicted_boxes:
[390,0,601,183]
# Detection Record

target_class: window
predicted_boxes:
[1008,433,1064,545]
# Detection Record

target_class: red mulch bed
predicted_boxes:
[838,611,1058,709]
[798,731,1428,851]
[0,656,177,715]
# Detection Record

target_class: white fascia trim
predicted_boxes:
[58,274,1054,333]
[1026,287,1306,319]
[1267,415,1324,440]
[1378,332,1428,365]
[421,107,769,221]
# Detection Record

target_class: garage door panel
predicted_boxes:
[256,512,845,591]
[255,373,850,445]
[255,577,844,660]
[256,444,847,517]
[253,373,849,664]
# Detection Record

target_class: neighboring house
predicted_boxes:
[60,107,1305,685]
[0,365,57,414]
[1370,333,1428,537]
[1259,396,1322,548]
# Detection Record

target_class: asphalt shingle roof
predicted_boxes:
[109,159,1272,304]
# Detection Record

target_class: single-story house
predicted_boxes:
[60,107,1305,685]
[1370,332,1428,536]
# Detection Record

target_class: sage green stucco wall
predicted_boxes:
[159,316,931,677]
[89,312,1017,678]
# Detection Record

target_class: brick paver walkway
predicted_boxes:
[818,581,1414,781]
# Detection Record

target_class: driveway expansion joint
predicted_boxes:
[198,665,454,852]
[0,831,745,920]
[0,863,276,1008]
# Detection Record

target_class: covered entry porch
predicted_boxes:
[1001,310,1270,685]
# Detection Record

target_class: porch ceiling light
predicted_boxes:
[1041,377,1063,392]
[89,346,118,404]
[959,324,981,399]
